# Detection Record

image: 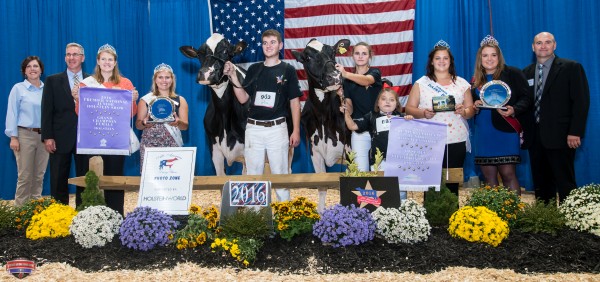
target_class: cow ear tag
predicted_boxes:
[337,43,347,55]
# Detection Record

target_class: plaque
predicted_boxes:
[148,97,175,123]
[432,95,456,112]
[478,80,511,109]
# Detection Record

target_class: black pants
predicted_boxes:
[49,150,89,206]
[442,142,466,195]
[79,154,125,216]
[529,128,576,203]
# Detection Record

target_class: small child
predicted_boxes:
[341,88,413,199]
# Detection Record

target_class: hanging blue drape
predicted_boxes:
[1,0,598,200]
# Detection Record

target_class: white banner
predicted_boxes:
[138,147,196,215]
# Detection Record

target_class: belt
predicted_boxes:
[247,117,286,127]
[18,126,41,134]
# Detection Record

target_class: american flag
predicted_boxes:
[210,0,415,99]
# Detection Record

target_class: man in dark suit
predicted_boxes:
[41,43,90,206]
[522,32,590,203]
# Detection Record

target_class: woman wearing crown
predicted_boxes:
[75,43,139,215]
[470,36,531,196]
[136,63,189,171]
[405,40,475,196]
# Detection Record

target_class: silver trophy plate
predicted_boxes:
[148,97,175,123]
[478,80,511,110]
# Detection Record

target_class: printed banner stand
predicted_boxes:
[220,181,273,229]
[385,118,447,192]
[339,177,401,213]
[138,147,196,215]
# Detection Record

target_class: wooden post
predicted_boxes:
[89,156,104,193]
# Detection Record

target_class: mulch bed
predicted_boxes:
[2,223,599,274]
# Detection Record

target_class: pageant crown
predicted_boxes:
[98,43,117,55]
[154,63,173,74]
[434,39,451,49]
[480,35,499,47]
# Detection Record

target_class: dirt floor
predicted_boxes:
[1,189,600,281]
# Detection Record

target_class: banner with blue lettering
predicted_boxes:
[138,147,197,215]
[385,118,447,191]
[77,87,132,155]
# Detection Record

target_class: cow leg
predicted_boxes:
[212,144,226,176]
[309,149,328,211]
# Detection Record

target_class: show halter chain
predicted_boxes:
[154,63,173,74]
[98,43,117,55]
[434,39,451,49]
[480,35,499,47]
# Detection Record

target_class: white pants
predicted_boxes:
[351,131,371,172]
[372,160,407,201]
[245,122,290,201]
[14,128,49,206]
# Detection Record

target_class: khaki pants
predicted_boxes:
[13,128,49,206]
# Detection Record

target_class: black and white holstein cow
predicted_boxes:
[180,33,248,176]
[292,38,351,211]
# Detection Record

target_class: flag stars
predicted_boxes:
[238,1,243,5]
[232,8,237,12]
[270,17,274,21]
[257,17,262,22]
[251,12,255,16]
[257,5,262,9]
[226,15,231,19]
[220,9,224,13]
[263,11,268,15]
[276,22,281,27]
[245,6,249,11]
[232,20,237,25]
[225,3,230,7]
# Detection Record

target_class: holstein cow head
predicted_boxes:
[292,38,351,91]
[179,33,247,86]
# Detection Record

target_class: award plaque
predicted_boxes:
[478,80,511,109]
[432,95,456,112]
[148,97,175,123]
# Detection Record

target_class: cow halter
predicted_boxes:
[307,59,337,89]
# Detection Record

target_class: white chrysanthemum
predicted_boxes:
[371,199,431,244]
[559,184,600,236]
[70,206,123,248]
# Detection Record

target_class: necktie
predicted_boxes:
[73,73,80,89]
[534,64,543,123]
[72,74,80,103]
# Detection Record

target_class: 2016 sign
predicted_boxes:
[229,181,269,207]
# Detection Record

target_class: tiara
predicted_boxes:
[434,39,450,49]
[98,43,116,55]
[154,63,173,74]
[480,35,499,47]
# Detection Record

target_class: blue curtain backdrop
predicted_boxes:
[1,0,598,200]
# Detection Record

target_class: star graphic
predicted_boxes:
[351,180,386,208]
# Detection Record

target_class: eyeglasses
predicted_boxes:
[65,53,83,57]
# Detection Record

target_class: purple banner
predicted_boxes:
[384,118,447,191]
[77,87,132,155]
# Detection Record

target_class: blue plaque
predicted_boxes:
[148,97,175,123]
[478,80,511,109]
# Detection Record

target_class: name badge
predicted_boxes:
[528,79,534,86]
[255,91,276,108]
[375,116,391,133]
